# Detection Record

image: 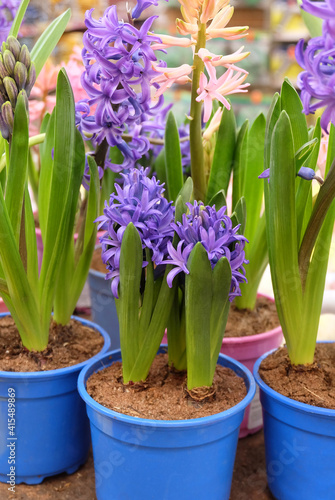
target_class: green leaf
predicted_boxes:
[138,250,155,346]
[210,256,231,379]
[24,184,38,294]
[265,110,303,362]
[264,92,281,171]
[153,148,167,187]
[118,223,142,383]
[9,0,29,38]
[52,128,86,324]
[31,9,71,77]
[174,177,193,226]
[206,105,236,203]
[281,79,308,152]
[296,120,321,244]
[39,69,84,332]
[165,111,183,202]
[5,93,29,245]
[0,185,43,350]
[232,120,248,211]
[242,113,266,243]
[298,125,335,286]
[128,264,175,382]
[232,197,246,235]
[207,189,227,211]
[297,0,323,37]
[38,110,55,237]
[185,242,212,389]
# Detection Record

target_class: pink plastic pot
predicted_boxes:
[0,298,8,313]
[220,293,282,438]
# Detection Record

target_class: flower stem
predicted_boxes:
[190,22,207,201]
[298,158,335,287]
[0,133,46,174]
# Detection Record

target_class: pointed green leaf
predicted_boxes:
[185,242,212,389]
[206,105,236,202]
[5,93,29,245]
[31,9,71,77]
[118,223,142,383]
[243,114,266,243]
[9,0,29,37]
[232,120,248,211]
[264,92,281,171]
[281,79,308,152]
[210,256,231,379]
[165,111,183,202]
[207,189,227,211]
[265,110,303,361]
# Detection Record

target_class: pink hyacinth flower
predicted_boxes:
[196,61,249,122]
[151,63,194,97]
[151,34,194,51]
[197,47,249,70]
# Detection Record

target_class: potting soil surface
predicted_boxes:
[0,316,104,371]
[0,430,274,499]
[259,343,335,409]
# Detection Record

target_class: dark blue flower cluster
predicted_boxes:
[164,201,248,301]
[296,0,335,131]
[76,4,167,178]
[96,167,175,298]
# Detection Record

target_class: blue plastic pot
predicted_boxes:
[78,347,256,500]
[254,348,335,500]
[0,313,111,485]
[88,268,120,351]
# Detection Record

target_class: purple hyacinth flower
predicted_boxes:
[163,201,248,301]
[96,167,175,298]
[76,4,169,181]
[132,0,168,20]
[295,34,335,131]
[300,0,335,38]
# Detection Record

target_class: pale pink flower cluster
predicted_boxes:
[151,0,250,124]
[29,47,87,136]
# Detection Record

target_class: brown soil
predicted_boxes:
[0,316,104,372]
[225,296,279,337]
[86,352,247,420]
[90,247,106,274]
[259,344,335,409]
[0,431,274,499]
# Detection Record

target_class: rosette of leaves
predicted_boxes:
[0,1,99,351]
[263,79,335,365]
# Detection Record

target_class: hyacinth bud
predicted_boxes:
[3,50,16,76]
[14,61,27,89]
[3,77,18,108]
[0,55,7,80]
[6,37,21,61]
[19,45,31,68]
[2,102,14,135]
[25,63,36,95]
[0,112,10,141]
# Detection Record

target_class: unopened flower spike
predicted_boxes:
[0,36,35,140]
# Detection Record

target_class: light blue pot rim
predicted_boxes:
[78,348,256,429]
[0,312,111,379]
[88,268,106,279]
[254,342,335,418]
